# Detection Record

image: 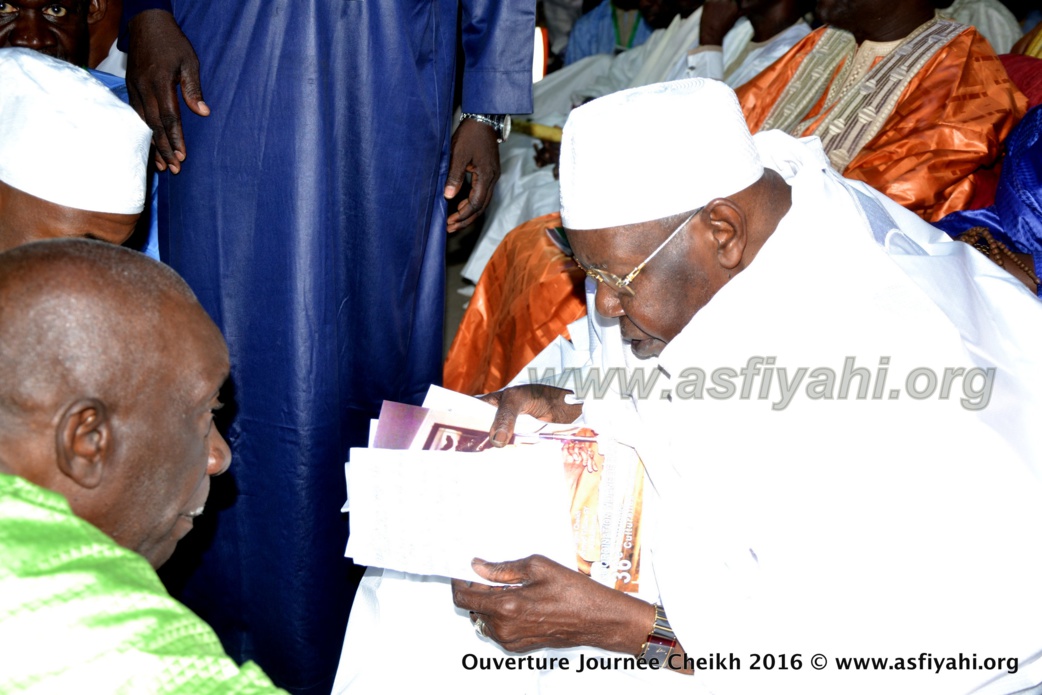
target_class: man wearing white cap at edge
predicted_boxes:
[0,47,150,253]
[447,78,1042,694]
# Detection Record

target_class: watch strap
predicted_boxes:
[638,604,678,665]
[460,113,510,142]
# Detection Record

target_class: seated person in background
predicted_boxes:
[935,0,1022,53]
[564,0,658,66]
[0,48,150,252]
[737,0,1024,222]
[674,0,815,87]
[0,239,284,693]
[544,0,586,62]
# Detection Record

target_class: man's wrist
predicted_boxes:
[119,1,174,50]
[458,113,510,141]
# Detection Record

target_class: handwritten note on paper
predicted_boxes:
[345,444,576,583]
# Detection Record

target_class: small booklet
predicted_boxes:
[344,387,645,591]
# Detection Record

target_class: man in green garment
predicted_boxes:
[0,239,285,693]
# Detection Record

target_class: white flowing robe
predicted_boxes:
[636,131,1042,695]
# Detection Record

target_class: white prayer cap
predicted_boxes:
[560,78,764,230]
[0,48,151,215]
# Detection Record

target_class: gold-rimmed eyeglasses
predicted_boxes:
[572,208,701,298]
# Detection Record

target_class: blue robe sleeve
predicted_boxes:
[459,0,535,115]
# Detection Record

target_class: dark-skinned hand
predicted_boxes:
[452,555,654,655]
[126,9,209,174]
[480,384,584,447]
[532,140,562,180]
[445,118,502,232]
[699,0,742,47]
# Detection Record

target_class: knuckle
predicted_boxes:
[499,597,521,618]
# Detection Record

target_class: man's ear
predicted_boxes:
[87,0,107,25]
[703,198,747,271]
[56,399,110,489]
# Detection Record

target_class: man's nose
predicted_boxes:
[8,14,56,53]
[594,281,625,319]
[207,428,232,476]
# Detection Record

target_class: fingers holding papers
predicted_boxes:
[481,385,584,448]
[452,555,654,655]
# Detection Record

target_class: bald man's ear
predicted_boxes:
[88,0,107,25]
[56,399,110,489]
[703,199,746,272]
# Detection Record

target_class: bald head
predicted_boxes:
[0,238,201,416]
[0,239,231,568]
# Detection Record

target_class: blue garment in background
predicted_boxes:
[565,0,653,65]
[89,68,159,261]
[120,2,534,693]
[935,105,1042,296]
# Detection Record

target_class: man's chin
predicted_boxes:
[628,337,664,359]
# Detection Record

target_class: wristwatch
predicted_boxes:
[460,113,511,143]
[638,604,678,665]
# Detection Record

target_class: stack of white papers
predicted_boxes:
[344,386,646,588]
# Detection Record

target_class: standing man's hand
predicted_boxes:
[445,118,501,233]
[126,9,209,174]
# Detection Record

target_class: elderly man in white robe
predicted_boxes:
[338,79,1042,694]
[451,79,1042,694]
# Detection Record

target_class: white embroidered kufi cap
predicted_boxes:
[560,78,764,230]
[0,48,151,215]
